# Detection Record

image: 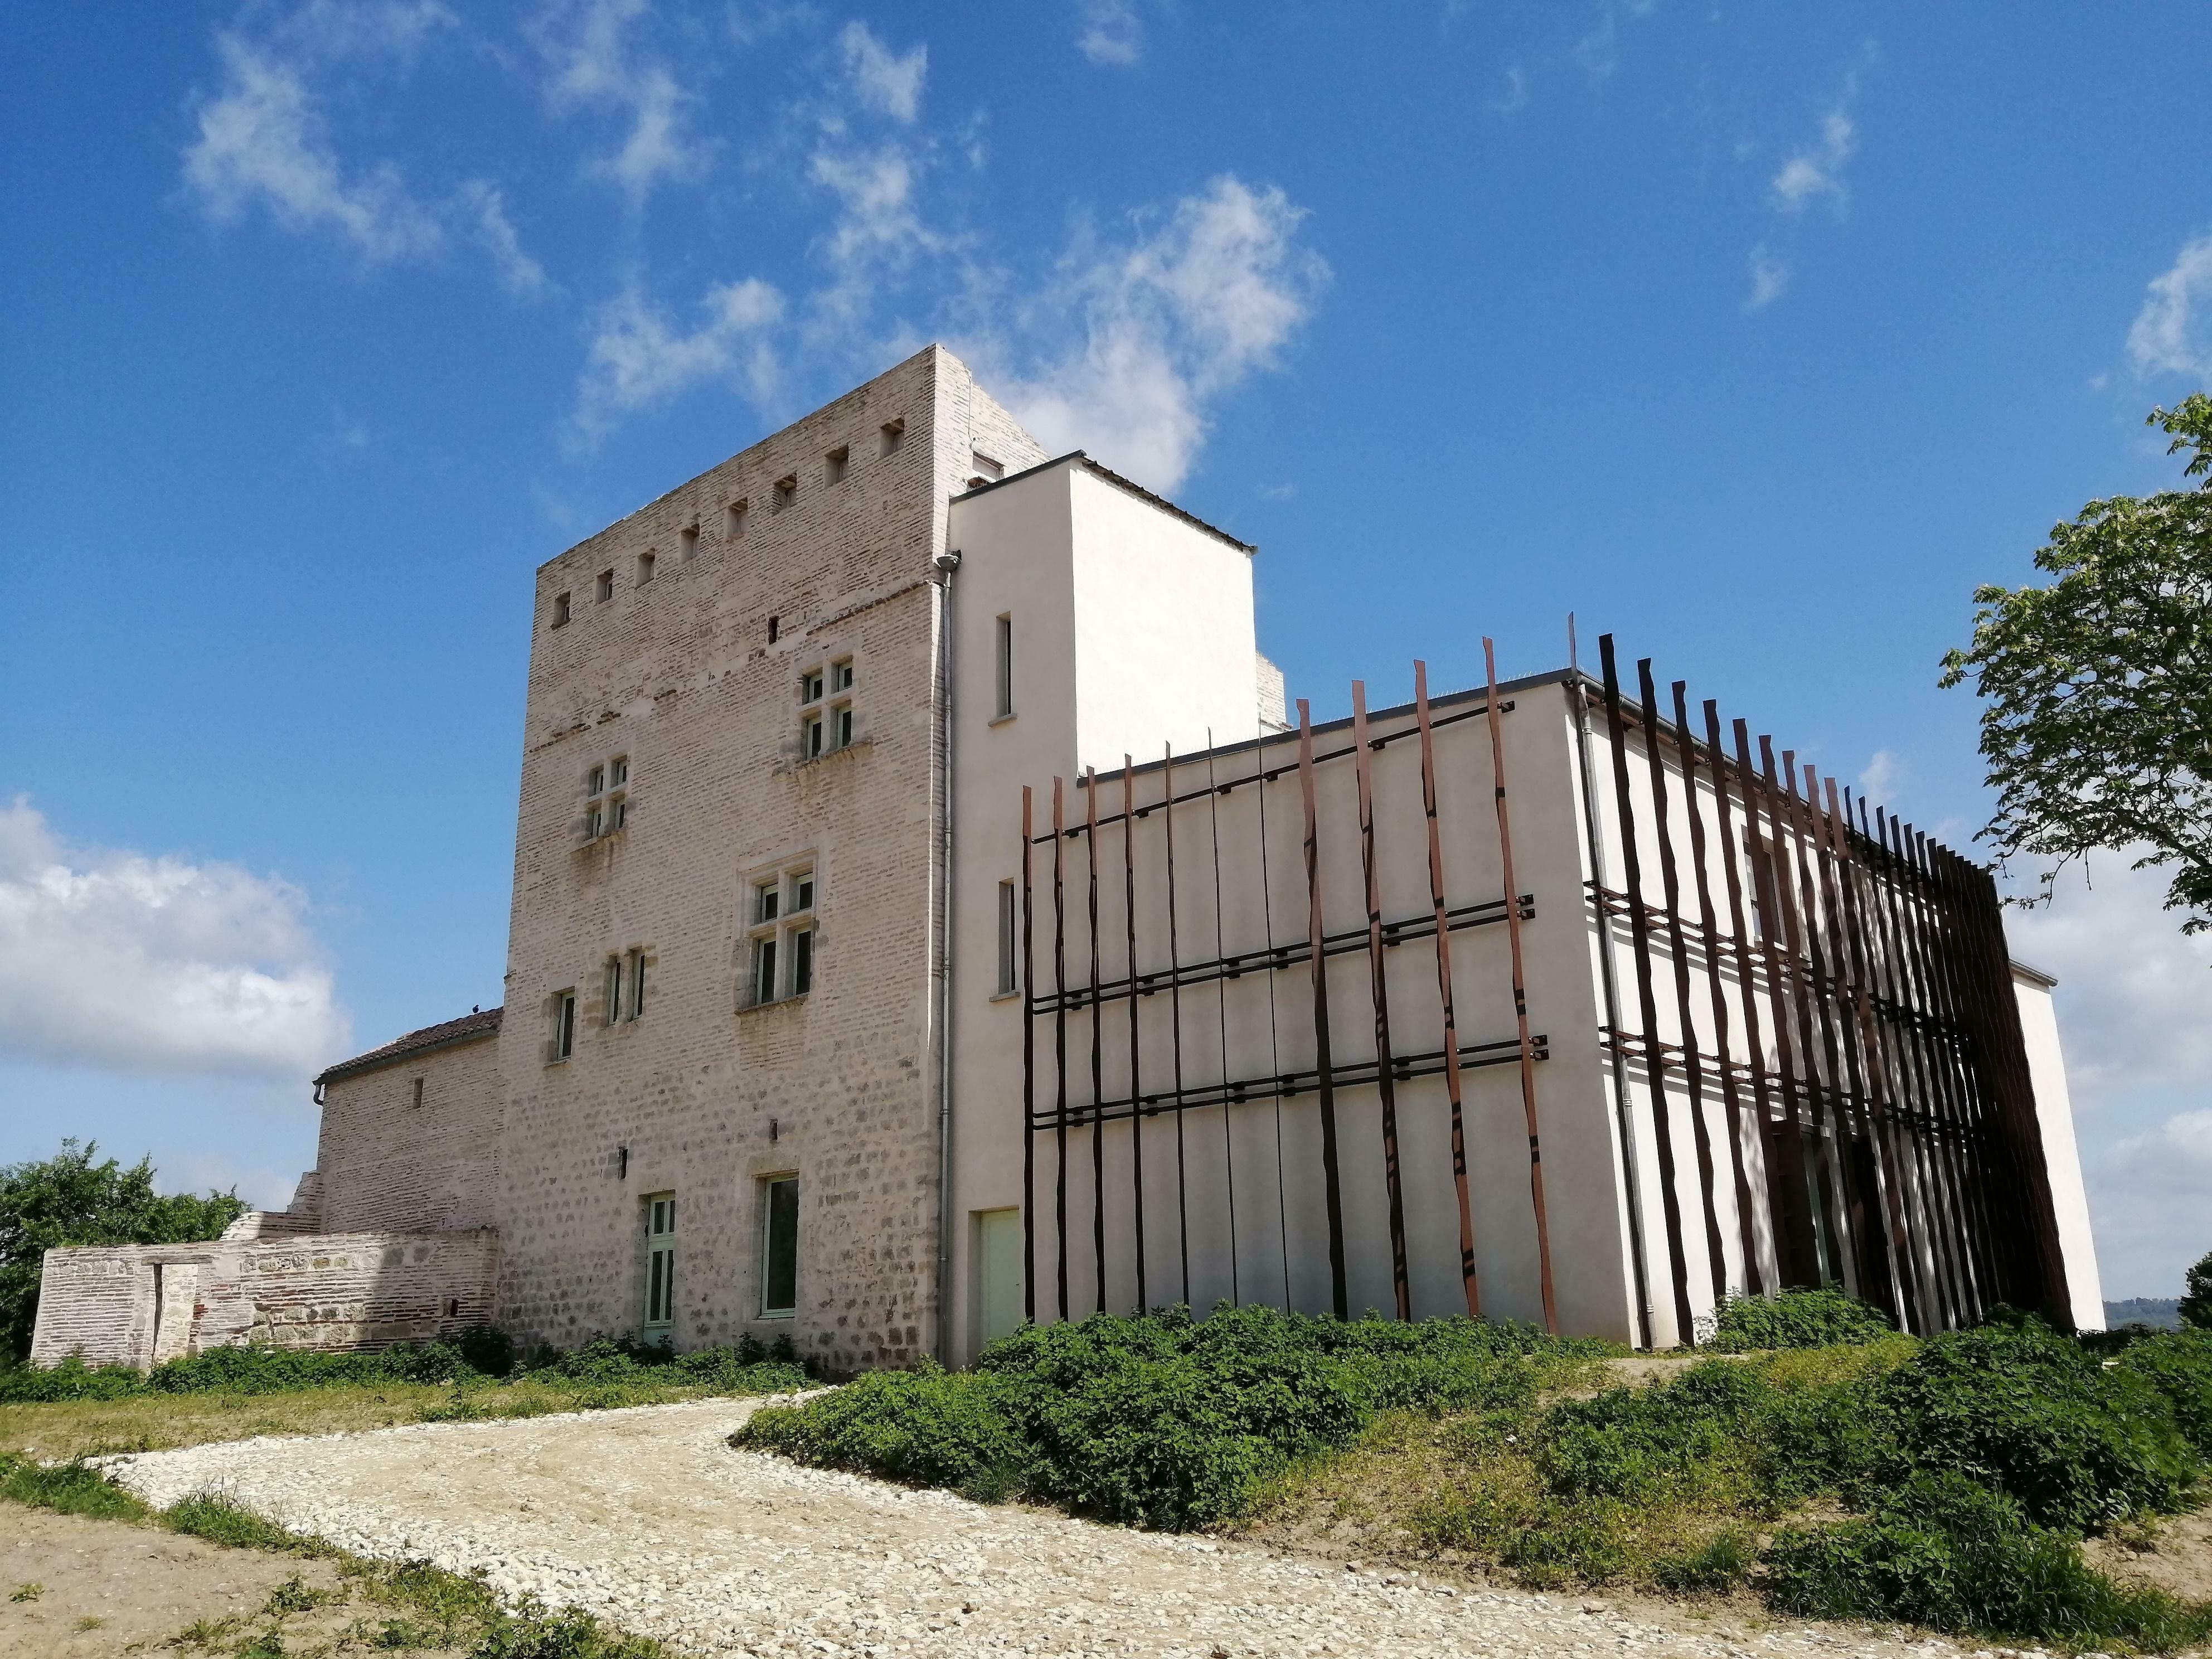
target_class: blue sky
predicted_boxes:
[4,1,2210,1300]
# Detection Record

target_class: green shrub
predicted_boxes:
[1651,1527,1756,1593]
[1765,1473,2212,1648]
[469,1600,664,1659]
[2113,1328,2212,1458]
[739,1305,1589,1531]
[0,1354,148,1403]
[1704,1287,1893,1351]
[1861,1317,2199,1531]
[166,1494,322,1553]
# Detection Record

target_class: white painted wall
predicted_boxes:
[2011,966,2106,1331]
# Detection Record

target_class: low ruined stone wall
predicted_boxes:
[28,1224,499,1370]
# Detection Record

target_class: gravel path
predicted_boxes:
[103,1400,1983,1659]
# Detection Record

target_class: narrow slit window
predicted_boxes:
[994,614,1013,718]
[629,949,647,1021]
[605,955,625,1025]
[878,419,904,457]
[996,879,1017,995]
[637,550,656,584]
[643,1195,676,1333]
[596,569,614,603]
[751,934,778,1006]
[552,593,571,628]
[726,499,748,540]
[680,525,699,561]
[553,991,576,1061]
[411,1076,425,1109]
[824,445,848,485]
[773,475,796,512]
[790,925,814,997]
[761,1177,798,1316]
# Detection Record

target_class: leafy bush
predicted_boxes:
[1859,1316,2199,1531]
[2114,1328,2212,1457]
[2180,1248,2212,1331]
[1766,1474,2212,1649]
[1704,1287,1893,1351]
[739,1306,1597,1530]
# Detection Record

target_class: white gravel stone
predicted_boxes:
[103,1400,1968,1659]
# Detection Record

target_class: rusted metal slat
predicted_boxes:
[1415,661,1481,1316]
[1676,685,1762,1297]
[1051,776,1070,1322]
[1736,720,1820,1288]
[1297,698,1350,1321]
[1640,660,1728,1311]
[1122,755,1148,1313]
[1162,743,1191,1311]
[1022,784,1037,1325]
[1351,682,1412,1321]
[1488,640,1558,1333]
[1599,638,1693,1343]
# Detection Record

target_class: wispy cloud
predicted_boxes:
[532,0,709,206]
[1572,0,1656,81]
[457,180,550,297]
[985,175,1328,492]
[183,30,445,261]
[574,278,784,440]
[1770,108,1856,212]
[1078,0,1144,66]
[0,798,350,1079]
[1857,748,1903,802]
[838,21,926,123]
[1743,54,1871,309]
[2128,231,2212,379]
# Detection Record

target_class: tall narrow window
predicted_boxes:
[596,569,614,603]
[773,474,796,511]
[878,419,904,457]
[680,525,699,561]
[996,879,1017,995]
[790,924,814,996]
[552,592,571,628]
[629,949,647,1021]
[637,550,656,584]
[994,614,1014,719]
[552,991,576,1061]
[744,868,817,1006]
[411,1076,425,1109]
[761,1176,798,1317]
[824,445,848,484]
[643,1195,676,1335]
[605,955,625,1025]
[726,499,748,540]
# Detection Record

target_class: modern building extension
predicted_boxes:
[30,347,2105,1372]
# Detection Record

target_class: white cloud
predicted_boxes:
[0,798,349,1080]
[987,175,1327,492]
[183,32,444,260]
[533,0,709,205]
[1078,0,1143,66]
[1745,244,1788,311]
[574,278,785,439]
[2127,231,2212,378]
[1857,748,1903,803]
[1771,108,1856,212]
[2007,851,2212,1095]
[1573,0,1656,80]
[838,21,926,123]
[457,180,550,297]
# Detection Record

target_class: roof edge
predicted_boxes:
[953,450,1258,555]
[314,1008,504,1086]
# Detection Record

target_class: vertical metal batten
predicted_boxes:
[1599,639,1694,1343]
[1351,681,1411,1321]
[1021,785,1037,1326]
[1162,743,1191,1310]
[1488,639,1558,1333]
[1051,777,1070,1322]
[1769,743,1851,1288]
[1122,755,1147,1313]
[1415,661,1481,1316]
[1738,721,1819,1287]
[1676,685,1761,1298]
[1639,660,1728,1309]
[1085,766,1105,1315]
[1203,738,1241,1308]
[1296,698,1350,1321]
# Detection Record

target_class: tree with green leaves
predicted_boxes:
[0,1141,246,1362]
[2182,1248,2212,1331]
[1941,395,2212,928]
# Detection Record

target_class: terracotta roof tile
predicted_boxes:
[314,1007,503,1086]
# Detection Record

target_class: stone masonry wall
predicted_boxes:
[317,1032,503,1233]
[492,346,1047,1371]
[30,1229,498,1370]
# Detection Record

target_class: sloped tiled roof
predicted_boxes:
[314,1007,503,1086]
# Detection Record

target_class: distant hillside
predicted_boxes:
[2104,1297,2183,1330]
